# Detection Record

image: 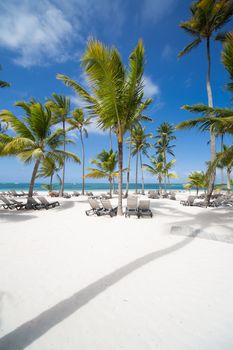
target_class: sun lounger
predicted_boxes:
[37,196,60,209]
[72,191,80,197]
[63,192,71,199]
[85,198,104,216]
[180,195,196,206]
[99,199,117,217]
[0,195,20,209]
[26,197,45,210]
[125,196,139,218]
[48,191,59,197]
[138,200,153,218]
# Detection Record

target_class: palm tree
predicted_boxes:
[86,149,118,197]
[57,39,151,215]
[143,155,164,193]
[186,171,207,195]
[67,108,91,195]
[216,144,232,191]
[155,122,176,192]
[46,93,71,196]
[165,159,178,188]
[130,125,152,194]
[0,101,80,202]
[178,0,233,194]
[37,156,63,192]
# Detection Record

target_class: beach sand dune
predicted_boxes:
[0,195,233,350]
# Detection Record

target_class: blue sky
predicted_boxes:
[0,0,232,184]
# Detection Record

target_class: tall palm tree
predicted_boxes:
[67,108,91,195]
[86,149,118,197]
[164,159,178,188]
[143,155,164,193]
[57,39,151,215]
[155,122,176,192]
[178,0,233,194]
[46,93,71,196]
[130,125,152,194]
[0,101,80,202]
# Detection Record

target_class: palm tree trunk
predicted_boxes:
[28,159,40,199]
[135,151,138,194]
[206,37,216,203]
[109,177,113,198]
[140,152,145,195]
[164,151,167,193]
[50,173,53,192]
[221,134,224,185]
[158,174,162,194]
[60,119,66,197]
[109,127,112,149]
[117,133,123,216]
[125,137,132,198]
[80,130,85,195]
[227,167,231,191]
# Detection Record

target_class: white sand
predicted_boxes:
[0,193,233,350]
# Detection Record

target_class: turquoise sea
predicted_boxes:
[0,182,186,191]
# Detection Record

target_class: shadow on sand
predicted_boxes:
[0,230,198,350]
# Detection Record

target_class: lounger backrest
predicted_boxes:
[101,199,112,210]
[188,196,195,204]
[88,198,101,209]
[127,196,138,209]
[38,196,49,205]
[138,200,150,210]
[0,195,11,204]
[27,197,39,205]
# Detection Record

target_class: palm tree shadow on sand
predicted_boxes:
[0,229,199,350]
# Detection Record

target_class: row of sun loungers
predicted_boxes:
[86,196,153,218]
[148,191,176,200]
[0,190,38,197]
[0,195,60,210]
[180,194,233,208]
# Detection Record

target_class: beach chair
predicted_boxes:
[72,191,80,197]
[99,198,117,217]
[0,195,19,209]
[37,196,60,209]
[63,192,71,199]
[125,196,139,218]
[85,198,103,216]
[26,197,45,210]
[9,198,28,210]
[48,191,59,197]
[180,195,196,206]
[138,200,153,218]
[11,190,25,197]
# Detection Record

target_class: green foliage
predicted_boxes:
[178,0,233,58]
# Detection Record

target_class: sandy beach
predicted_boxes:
[0,193,233,350]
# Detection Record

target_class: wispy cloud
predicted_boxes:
[161,44,174,61]
[0,0,124,67]
[142,0,177,23]
[143,76,160,99]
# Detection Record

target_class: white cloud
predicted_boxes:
[0,0,124,67]
[162,44,173,60]
[142,0,177,23]
[143,76,160,98]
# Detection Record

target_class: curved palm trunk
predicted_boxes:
[135,151,139,194]
[28,159,40,200]
[117,134,123,216]
[227,167,231,191]
[140,152,145,195]
[60,119,66,197]
[80,130,85,195]
[125,137,132,198]
[206,37,216,203]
